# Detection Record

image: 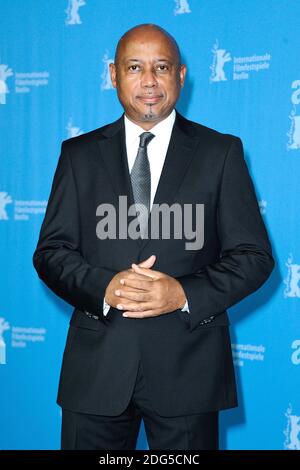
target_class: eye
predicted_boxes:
[128,64,141,72]
[156,64,169,71]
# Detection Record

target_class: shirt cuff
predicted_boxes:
[103,298,110,316]
[103,299,189,315]
[180,299,190,313]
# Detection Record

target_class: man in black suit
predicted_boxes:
[33,24,274,450]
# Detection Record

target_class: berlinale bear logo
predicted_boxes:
[284,254,300,298]
[0,60,13,105]
[0,192,13,220]
[210,40,232,82]
[65,0,86,25]
[0,318,10,365]
[284,404,300,450]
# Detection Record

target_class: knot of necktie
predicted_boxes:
[139,131,155,148]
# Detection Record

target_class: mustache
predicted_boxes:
[136,93,164,97]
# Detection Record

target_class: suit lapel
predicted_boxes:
[97,115,135,210]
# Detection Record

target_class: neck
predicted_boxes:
[124,110,174,130]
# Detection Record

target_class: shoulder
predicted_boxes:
[175,111,242,149]
[61,115,123,153]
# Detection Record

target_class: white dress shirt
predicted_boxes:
[102,110,189,316]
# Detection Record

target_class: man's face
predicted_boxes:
[110,30,186,129]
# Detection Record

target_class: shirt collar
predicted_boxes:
[124,109,176,144]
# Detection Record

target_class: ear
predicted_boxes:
[109,63,117,89]
[179,64,187,88]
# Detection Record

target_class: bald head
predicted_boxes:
[115,24,181,68]
[109,23,186,130]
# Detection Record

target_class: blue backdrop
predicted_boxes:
[0,0,299,450]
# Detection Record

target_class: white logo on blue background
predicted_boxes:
[259,199,267,215]
[0,191,13,220]
[66,118,83,138]
[0,318,10,365]
[210,40,232,82]
[287,80,300,150]
[101,52,114,90]
[291,340,300,365]
[65,0,86,25]
[284,254,300,298]
[174,0,191,15]
[0,60,13,104]
[210,41,271,82]
[284,404,300,450]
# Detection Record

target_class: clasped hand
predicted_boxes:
[104,255,186,318]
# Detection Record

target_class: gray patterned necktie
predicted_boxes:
[130,131,155,238]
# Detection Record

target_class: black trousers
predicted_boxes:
[61,362,219,450]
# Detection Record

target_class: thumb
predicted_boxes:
[138,254,156,269]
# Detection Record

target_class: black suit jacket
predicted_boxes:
[33,111,274,416]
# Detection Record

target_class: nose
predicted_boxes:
[140,68,158,88]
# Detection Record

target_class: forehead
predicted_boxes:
[118,32,177,62]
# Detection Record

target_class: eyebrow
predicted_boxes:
[124,58,174,64]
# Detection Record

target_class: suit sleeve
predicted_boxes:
[33,142,117,315]
[177,137,274,331]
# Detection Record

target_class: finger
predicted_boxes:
[131,263,159,280]
[122,309,160,318]
[124,271,154,282]
[114,289,151,302]
[119,278,153,291]
[138,255,156,269]
[115,301,153,312]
